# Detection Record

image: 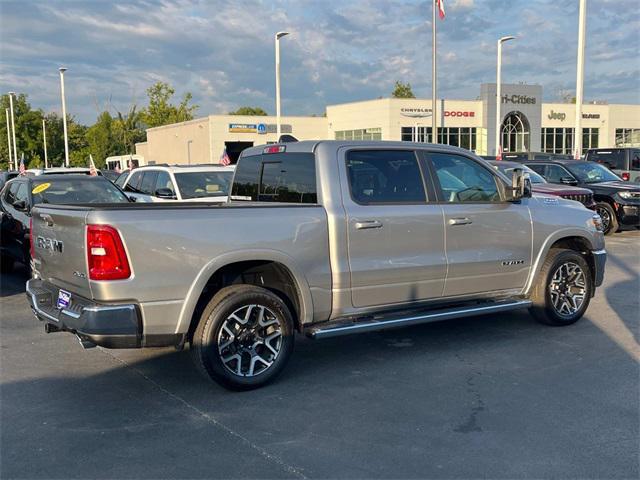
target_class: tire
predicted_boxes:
[190,285,295,391]
[529,248,593,326]
[0,255,14,274]
[595,202,618,236]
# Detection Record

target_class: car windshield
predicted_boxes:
[174,171,233,199]
[493,164,546,184]
[565,162,621,183]
[32,179,130,205]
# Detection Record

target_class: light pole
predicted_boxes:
[187,139,193,165]
[275,31,290,139]
[5,108,12,169]
[573,0,587,159]
[8,92,18,170]
[59,67,70,167]
[495,36,515,158]
[42,118,48,168]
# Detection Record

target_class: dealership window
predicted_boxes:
[541,127,598,154]
[335,128,382,141]
[401,127,477,152]
[615,128,640,146]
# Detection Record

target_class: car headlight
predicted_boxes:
[591,214,604,232]
[618,191,640,200]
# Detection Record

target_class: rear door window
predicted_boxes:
[345,150,426,204]
[124,171,143,193]
[139,171,159,195]
[631,150,640,170]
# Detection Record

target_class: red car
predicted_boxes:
[488,160,596,209]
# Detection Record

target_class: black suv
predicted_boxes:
[520,159,640,235]
[584,148,640,183]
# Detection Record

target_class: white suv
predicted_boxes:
[119,164,235,203]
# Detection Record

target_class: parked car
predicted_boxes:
[503,152,574,162]
[0,171,19,191]
[118,164,235,203]
[28,141,606,390]
[584,148,640,183]
[487,161,596,209]
[0,175,130,273]
[521,159,640,235]
[25,167,103,176]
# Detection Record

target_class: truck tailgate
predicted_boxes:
[31,206,92,299]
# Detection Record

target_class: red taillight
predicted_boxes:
[263,145,286,154]
[86,225,131,281]
[29,217,34,258]
[622,172,630,181]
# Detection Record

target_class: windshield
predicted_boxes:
[565,162,621,183]
[174,171,233,199]
[32,179,130,205]
[493,164,546,184]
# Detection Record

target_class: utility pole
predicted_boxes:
[8,92,18,170]
[275,31,290,139]
[573,0,587,159]
[495,36,516,157]
[5,108,12,169]
[42,118,48,168]
[59,67,70,167]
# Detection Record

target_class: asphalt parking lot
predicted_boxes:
[1,231,638,479]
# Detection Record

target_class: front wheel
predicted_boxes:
[190,285,294,390]
[529,248,593,326]
[595,202,618,235]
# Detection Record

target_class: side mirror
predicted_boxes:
[560,176,578,186]
[128,196,137,202]
[155,188,177,199]
[508,168,532,201]
[13,200,28,212]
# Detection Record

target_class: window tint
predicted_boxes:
[231,153,317,204]
[259,155,317,203]
[124,171,143,192]
[588,150,626,170]
[542,164,573,183]
[175,171,233,199]
[14,183,28,204]
[155,171,175,194]
[115,171,129,188]
[4,182,20,204]
[346,150,425,204]
[631,150,640,170]
[430,153,500,203]
[32,179,130,205]
[139,171,159,195]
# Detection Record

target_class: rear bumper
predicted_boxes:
[26,278,141,348]
[591,249,607,288]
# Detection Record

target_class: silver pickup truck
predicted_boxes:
[27,141,606,390]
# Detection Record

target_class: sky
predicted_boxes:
[0,0,638,124]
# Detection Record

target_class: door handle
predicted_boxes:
[40,214,54,227]
[448,217,472,226]
[355,220,383,230]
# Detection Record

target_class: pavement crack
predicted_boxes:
[99,348,307,479]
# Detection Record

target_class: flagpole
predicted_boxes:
[42,118,48,169]
[573,0,587,159]
[5,108,12,169]
[431,0,437,144]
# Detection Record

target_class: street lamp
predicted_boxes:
[42,119,48,169]
[5,108,12,169]
[495,35,515,158]
[275,31,290,139]
[8,92,17,170]
[59,67,70,167]
[573,0,587,159]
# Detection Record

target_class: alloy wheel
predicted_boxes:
[217,304,283,377]
[549,261,587,316]
[596,206,611,233]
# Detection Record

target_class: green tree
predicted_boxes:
[0,93,47,170]
[114,105,145,154]
[140,82,198,128]
[391,81,416,98]
[228,106,268,116]
[68,121,91,167]
[86,111,119,167]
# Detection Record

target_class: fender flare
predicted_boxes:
[522,228,597,296]
[174,249,314,335]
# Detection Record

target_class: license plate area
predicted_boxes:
[57,289,71,310]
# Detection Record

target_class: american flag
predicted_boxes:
[19,154,25,175]
[89,154,98,176]
[220,147,231,166]
[496,144,503,161]
[437,0,445,20]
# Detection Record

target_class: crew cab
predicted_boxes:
[27,142,606,390]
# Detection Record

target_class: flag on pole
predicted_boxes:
[436,0,445,19]
[89,154,98,176]
[496,144,503,161]
[220,147,231,166]
[19,153,25,175]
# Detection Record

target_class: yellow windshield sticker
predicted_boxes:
[32,182,51,194]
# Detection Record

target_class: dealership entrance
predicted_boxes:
[224,141,254,164]
[501,111,530,152]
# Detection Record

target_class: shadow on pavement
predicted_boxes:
[0,264,28,298]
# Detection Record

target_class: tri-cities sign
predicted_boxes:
[501,94,537,105]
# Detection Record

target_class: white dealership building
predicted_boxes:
[135,83,640,165]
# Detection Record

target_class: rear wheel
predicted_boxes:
[529,248,592,326]
[190,285,294,390]
[595,202,618,235]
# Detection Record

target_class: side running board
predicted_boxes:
[306,299,532,340]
